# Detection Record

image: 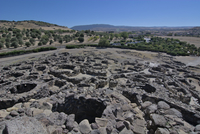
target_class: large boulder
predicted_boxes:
[65,114,75,131]
[144,104,157,115]
[155,128,170,134]
[165,108,182,118]
[150,114,167,127]
[79,119,92,134]
[157,101,170,110]
[0,116,48,134]
[95,118,108,127]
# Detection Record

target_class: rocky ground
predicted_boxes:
[1,47,200,134]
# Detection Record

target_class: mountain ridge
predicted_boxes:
[71,24,193,31]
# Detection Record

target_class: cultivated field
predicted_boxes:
[160,36,200,47]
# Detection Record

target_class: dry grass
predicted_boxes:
[0,21,71,31]
[159,36,200,47]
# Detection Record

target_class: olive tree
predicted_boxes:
[98,38,110,46]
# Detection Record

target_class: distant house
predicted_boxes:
[126,41,143,45]
[111,43,121,46]
[144,37,151,43]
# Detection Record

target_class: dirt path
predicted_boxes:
[0,48,65,67]
[1,47,200,68]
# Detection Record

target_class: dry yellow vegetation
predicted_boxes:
[0,21,71,31]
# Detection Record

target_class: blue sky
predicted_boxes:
[0,0,199,28]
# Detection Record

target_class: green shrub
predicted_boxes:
[78,37,84,43]
[0,47,57,58]
[38,42,42,46]
[98,39,109,46]
[25,42,31,47]
[5,42,10,48]
[0,42,3,49]
[66,45,84,49]
[50,40,53,45]
[11,41,18,48]
[29,38,35,45]
[59,38,63,44]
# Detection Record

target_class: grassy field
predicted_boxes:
[160,36,200,47]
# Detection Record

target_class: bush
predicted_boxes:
[0,42,3,49]
[98,39,109,46]
[65,44,97,49]
[25,42,31,47]
[50,40,53,45]
[59,38,63,44]
[23,37,27,40]
[11,37,18,42]
[80,33,84,37]
[5,38,10,43]
[38,42,42,46]
[11,42,18,48]
[66,45,84,49]
[2,34,6,37]
[19,39,24,46]
[78,37,84,43]
[0,47,57,58]
[5,42,10,48]
[29,38,35,45]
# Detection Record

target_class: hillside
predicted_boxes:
[71,24,192,32]
[188,27,200,36]
[0,20,71,30]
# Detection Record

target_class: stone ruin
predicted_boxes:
[0,50,200,134]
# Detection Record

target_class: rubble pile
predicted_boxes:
[0,50,200,134]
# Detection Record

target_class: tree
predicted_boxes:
[120,32,128,39]
[5,42,10,48]
[37,35,41,39]
[2,34,6,37]
[0,38,5,44]
[5,38,10,43]
[23,37,27,40]
[8,28,12,31]
[59,38,63,44]
[75,32,80,37]
[54,36,57,42]
[11,37,18,43]
[41,39,48,45]
[18,39,24,46]
[41,35,49,44]
[98,39,110,46]
[0,42,3,49]
[11,41,18,48]
[78,37,84,43]
[50,40,53,45]
[29,38,35,45]
[110,33,114,40]
[16,33,22,39]
[38,42,42,46]
[80,33,84,37]
[25,42,31,47]
[26,32,29,37]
